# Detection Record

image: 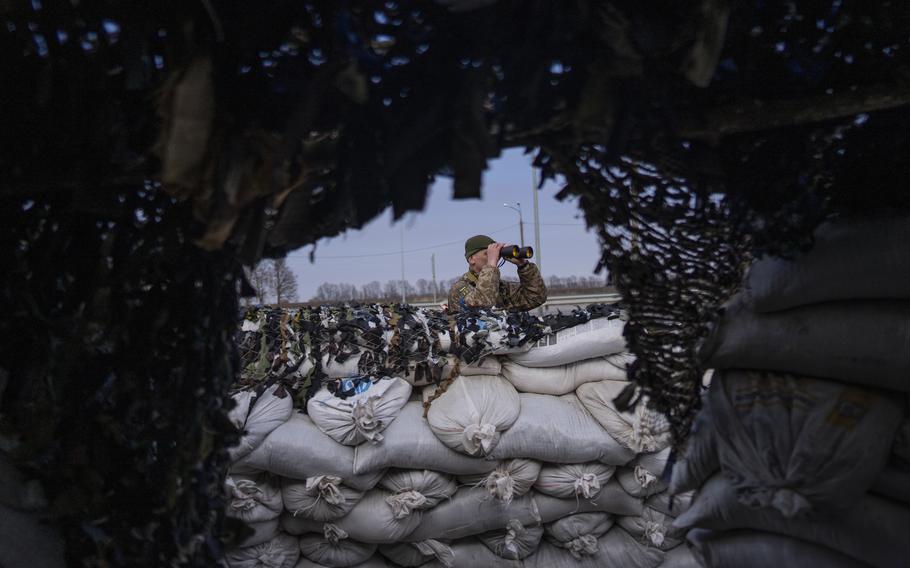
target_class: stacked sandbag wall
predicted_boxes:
[222,304,703,567]
[672,214,910,568]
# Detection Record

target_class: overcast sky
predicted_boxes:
[286,149,606,300]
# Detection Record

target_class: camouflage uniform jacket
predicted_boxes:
[447,262,547,313]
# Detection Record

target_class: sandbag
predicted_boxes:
[378,540,454,567]
[282,476,364,521]
[446,355,502,377]
[687,528,868,568]
[284,490,423,543]
[646,490,695,518]
[299,524,378,568]
[525,528,664,568]
[543,512,613,559]
[871,463,910,505]
[406,488,541,542]
[0,504,65,568]
[225,532,300,568]
[230,384,295,462]
[617,506,683,550]
[307,378,412,446]
[576,380,672,453]
[500,355,627,395]
[294,556,391,568]
[703,296,910,391]
[226,473,284,523]
[534,483,644,520]
[422,538,526,568]
[237,413,384,491]
[658,545,701,568]
[669,399,718,495]
[477,519,543,560]
[707,370,903,517]
[353,402,497,476]
[741,214,910,312]
[458,459,541,504]
[239,517,281,548]
[508,316,626,367]
[378,469,457,515]
[320,353,363,379]
[534,463,615,500]
[426,375,520,457]
[675,474,910,568]
[617,448,670,498]
[228,390,255,430]
[489,394,635,466]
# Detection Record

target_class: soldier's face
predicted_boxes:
[468,250,487,272]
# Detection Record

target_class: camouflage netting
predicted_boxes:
[2,0,910,565]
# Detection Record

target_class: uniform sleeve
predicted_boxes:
[503,262,548,311]
[463,266,501,308]
[447,281,469,313]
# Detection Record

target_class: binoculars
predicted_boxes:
[501,245,534,259]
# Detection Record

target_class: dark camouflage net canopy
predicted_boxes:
[2,0,909,565]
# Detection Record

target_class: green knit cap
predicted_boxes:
[464,234,495,259]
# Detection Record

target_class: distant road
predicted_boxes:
[410,292,622,312]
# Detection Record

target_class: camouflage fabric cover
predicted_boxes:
[447,263,547,312]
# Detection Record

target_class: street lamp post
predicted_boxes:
[503,202,524,247]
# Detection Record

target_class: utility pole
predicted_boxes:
[532,167,542,275]
[503,202,525,247]
[400,224,407,304]
[431,253,438,304]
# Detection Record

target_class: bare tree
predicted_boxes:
[361,280,382,300]
[246,261,274,305]
[271,259,298,305]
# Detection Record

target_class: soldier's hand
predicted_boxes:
[486,242,504,267]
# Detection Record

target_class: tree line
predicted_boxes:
[244,259,299,306]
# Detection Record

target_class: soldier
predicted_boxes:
[447,234,548,313]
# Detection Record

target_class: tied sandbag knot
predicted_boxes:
[485,469,516,504]
[566,534,599,559]
[386,490,429,519]
[463,422,496,455]
[501,519,526,556]
[305,475,345,506]
[414,539,455,568]
[256,552,284,568]
[323,522,348,544]
[739,486,812,518]
[230,479,264,511]
[643,521,666,547]
[352,397,384,443]
[634,465,658,489]
[574,472,601,499]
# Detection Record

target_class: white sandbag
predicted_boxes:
[617,507,683,550]
[294,556,390,568]
[534,463,615,500]
[508,316,627,367]
[489,394,635,466]
[378,540,454,567]
[526,528,664,568]
[406,488,541,542]
[230,384,295,462]
[707,370,904,517]
[285,489,423,543]
[658,545,701,568]
[282,476,364,521]
[703,296,910,391]
[225,532,300,568]
[457,459,541,504]
[226,473,284,523]
[0,504,65,568]
[422,538,527,568]
[871,463,910,505]
[378,469,457,515]
[299,524,378,568]
[320,353,363,379]
[669,399,718,495]
[617,448,670,498]
[307,378,412,446]
[500,355,627,395]
[687,528,867,568]
[676,474,910,568]
[239,517,281,548]
[645,490,695,518]
[228,390,255,430]
[741,214,910,312]
[543,512,613,559]
[534,483,643,520]
[445,355,502,377]
[237,413,384,491]
[353,402,497,476]
[575,380,672,453]
[426,375,520,457]
[477,519,543,560]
